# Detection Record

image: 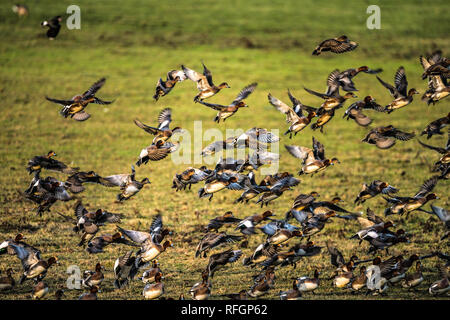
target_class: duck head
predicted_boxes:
[47,151,57,158]
[141,178,151,185]
[358,66,369,72]
[218,82,230,89]
[344,92,357,99]
[425,193,439,201]
[48,256,59,266]
[408,88,419,96]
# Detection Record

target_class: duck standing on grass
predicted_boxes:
[143,272,165,300]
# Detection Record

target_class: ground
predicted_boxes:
[0,0,448,300]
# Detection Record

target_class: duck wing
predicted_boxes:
[394,67,408,97]
[325,69,342,96]
[181,65,209,91]
[202,63,215,87]
[268,93,300,123]
[414,176,438,199]
[312,137,325,160]
[134,119,160,135]
[45,96,74,106]
[231,83,258,106]
[376,76,399,98]
[417,139,447,154]
[157,108,172,131]
[198,100,227,110]
[82,78,106,99]
[304,87,330,99]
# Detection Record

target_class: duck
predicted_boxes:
[350,220,395,244]
[376,67,419,113]
[242,242,280,267]
[136,140,179,166]
[326,242,358,272]
[189,271,212,300]
[143,272,165,300]
[234,172,271,204]
[310,108,336,133]
[198,175,243,201]
[32,281,49,300]
[24,172,73,215]
[362,125,415,149]
[41,16,62,40]
[182,63,230,102]
[73,201,122,232]
[268,91,318,138]
[366,229,409,255]
[224,290,248,300]
[173,166,212,191]
[312,35,358,55]
[285,192,319,223]
[285,137,340,176]
[205,211,242,232]
[86,232,134,254]
[0,269,15,291]
[205,249,242,278]
[113,250,138,289]
[247,272,275,298]
[333,270,354,288]
[82,262,105,288]
[140,260,162,283]
[266,229,303,245]
[255,173,300,207]
[354,180,398,205]
[386,254,420,284]
[198,83,257,122]
[420,52,450,105]
[258,219,299,237]
[64,171,111,194]
[402,261,424,290]
[134,108,182,146]
[280,241,323,268]
[328,67,383,93]
[195,232,242,258]
[343,96,385,127]
[153,70,187,101]
[429,265,450,295]
[0,233,41,257]
[384,176,438,217]
[46,77,114,121]
[279,279,302,300]
[26,151,79,175]
[137,240,173,265]
[235,211,274,235]
[421,113,449,139]
[296,270,320,293]
[304,83,357,112]
[9,243,59,284]
[350,266,367,292]
[12,4,29,16]
[120,177,151,201]
[79,286,99,300]
[118,214,170,245]
[420,51,450,80]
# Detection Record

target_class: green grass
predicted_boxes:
[0,0,448,300]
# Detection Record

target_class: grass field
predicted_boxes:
[0,0,449,300]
